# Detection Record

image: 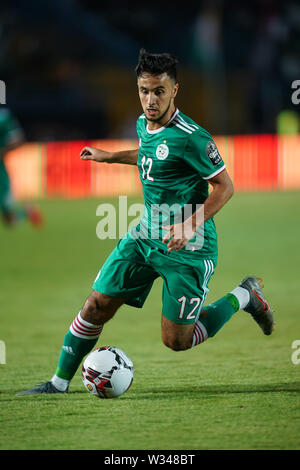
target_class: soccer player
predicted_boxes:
[17,49,274,395]
[0,107,43,227]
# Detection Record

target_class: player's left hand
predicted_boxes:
[162,220,195,252]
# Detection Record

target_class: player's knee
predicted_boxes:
[162,335,190,352]
[161,318,193,351]
[81,292,116,324]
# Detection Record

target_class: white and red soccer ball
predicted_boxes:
[82,346,134,398]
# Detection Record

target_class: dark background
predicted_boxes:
[1,0,299,140]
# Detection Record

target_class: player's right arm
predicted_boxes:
[80,146,138,165]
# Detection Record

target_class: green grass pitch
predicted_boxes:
[0,191,300,450]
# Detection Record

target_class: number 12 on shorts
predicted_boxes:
[177,296,201,321]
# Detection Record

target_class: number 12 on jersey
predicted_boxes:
[141,156,154,181]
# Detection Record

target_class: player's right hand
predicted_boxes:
[80,146,110,162]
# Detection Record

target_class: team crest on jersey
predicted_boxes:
[156,143,169,160]
[206,141,222,166]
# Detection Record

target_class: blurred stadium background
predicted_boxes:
[1,0,300,199]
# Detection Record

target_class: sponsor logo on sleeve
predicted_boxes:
[206,141,222,166]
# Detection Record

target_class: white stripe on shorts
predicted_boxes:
[196,260,214,321]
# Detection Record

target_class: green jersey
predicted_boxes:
[0,107,23,149]
[135,108,225,258]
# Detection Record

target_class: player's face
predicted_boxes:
[138,73,179,127]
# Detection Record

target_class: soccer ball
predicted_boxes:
[82,346,134,398]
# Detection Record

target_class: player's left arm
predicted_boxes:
[163,168,234,252]
[200,168,234,224]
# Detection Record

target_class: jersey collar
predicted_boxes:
[146,108,179,134]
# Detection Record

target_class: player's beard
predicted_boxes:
[146,98,172,124]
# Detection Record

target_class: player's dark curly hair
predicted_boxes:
[135,48,178,82]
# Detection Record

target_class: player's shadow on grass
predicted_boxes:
[14,381,298,399]
[130,382,300,399]
[11,382,300,401]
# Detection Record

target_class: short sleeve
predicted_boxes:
[183,130,226,180]
[136,114,146,140]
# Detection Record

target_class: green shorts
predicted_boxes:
[93,233,217,325]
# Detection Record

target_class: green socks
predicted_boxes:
[199,293,240,338]
[51,312,103,390]
[55,331,99,381]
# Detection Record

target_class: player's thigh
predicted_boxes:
[160,258,216,349]
[92,235,158,309]
[162,261,213,351]
[161,258,216,325]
